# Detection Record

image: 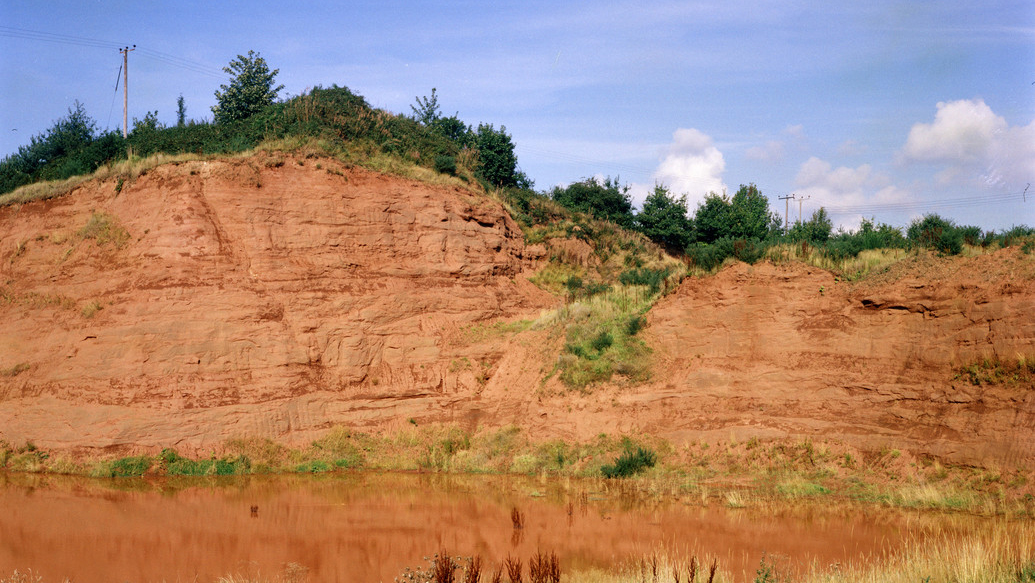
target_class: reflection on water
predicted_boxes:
[0,471,998,582]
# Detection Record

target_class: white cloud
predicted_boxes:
[837,139,866,157]
[784,124,805,141]
[651,128,727,208]
[901,98,1035,188]
[794,157,911,229]
[745,140,785,163]
[902,99,1004,162]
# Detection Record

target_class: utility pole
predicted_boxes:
[798,195,811,224]
[778,194,796,233]
[120,45,136,139]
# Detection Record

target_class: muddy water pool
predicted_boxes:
[0,471,999,582]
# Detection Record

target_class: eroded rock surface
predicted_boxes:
[639,258,1035,465]
[0,158,552,450]
[1,158,1033,466]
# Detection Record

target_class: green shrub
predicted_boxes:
[589,330,614,352]
[550,176,634,228]
[625,315,645,336]
[161,448,250,476]
[618,266,671,294]
[295,460,331,473]
[907,214,963,255]
[109,456,152,477]
[601,446,656,478]
[433,155,456,175]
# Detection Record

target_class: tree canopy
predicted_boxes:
[788,207,833,244]
[551,176,634,228]
[212,50,284,124]
[475,123,518,188]
[635,184,692,251]
[693,184,779,243]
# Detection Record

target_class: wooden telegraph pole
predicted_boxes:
[778,194,795,233]
[120,45,136,139]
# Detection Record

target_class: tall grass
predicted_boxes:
[764,243,907,280]
[803,523,1035,583]
[3,427,1032,516]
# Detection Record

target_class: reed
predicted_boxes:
[463,556,482,583]
[432,550,457,583]
[528,551,560,583]
[504,556,523,583]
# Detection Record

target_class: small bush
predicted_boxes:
[295,460,331,473]
[601,446,656,478]
[433,155,456,175]
[589,330,613,352]
[109,456,152,477]
[907,214,963,255]
[618,266,671,295]
[625,315,645,336]
[161,449,251,476]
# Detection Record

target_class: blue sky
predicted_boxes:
[2,1,1033,230]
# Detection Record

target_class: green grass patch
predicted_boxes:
[160,448,251,476]
[77,212,130,249]
[540,286,657,390]
[954,355,1035,389]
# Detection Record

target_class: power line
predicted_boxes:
[136,48,225,79]
[0,26,122,50]
[0,25,226,79]
[821,190,1028,214]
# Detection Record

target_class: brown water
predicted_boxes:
[0,471,989,582]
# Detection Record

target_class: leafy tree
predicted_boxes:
[435,115,472,145]
[0,101,101,193]
[692,192,733,244]
[789,207,832,244]
[212,50,284,124]
[551,176,634,227]
[635,184,692,251]
[131,111,162,134]
[475,123,518,188]
[176,94,186,127]
[907,214,963,255]
[693,184,779,243]
[410,87,442,126]
[729,183,780,240]
[410,89,473,146]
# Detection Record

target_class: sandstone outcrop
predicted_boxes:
[1,157,1032,466]
[0,157,552,451]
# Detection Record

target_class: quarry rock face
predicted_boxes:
[1,156,1033,466]
[642,259,1035,466]
[0,158,552,451]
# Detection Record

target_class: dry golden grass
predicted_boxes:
[765,243,908,279]
[804,521,1035,583]
[0,137,481,209]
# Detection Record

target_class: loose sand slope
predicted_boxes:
[1,157,1032,464]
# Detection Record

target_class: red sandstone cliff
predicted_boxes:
[1,156,1032,465]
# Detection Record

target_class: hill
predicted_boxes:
[0,153,1033,470]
